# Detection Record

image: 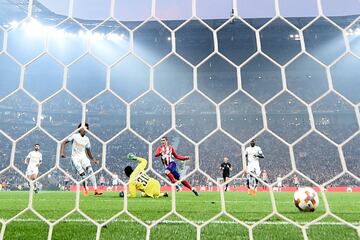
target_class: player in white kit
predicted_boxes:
[24,143,42,193]
[276,174,283,192]
[112,174,119,191]
[60,123,103,197]
[245,139,264,196]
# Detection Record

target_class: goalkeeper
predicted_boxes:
[119,153,168,198]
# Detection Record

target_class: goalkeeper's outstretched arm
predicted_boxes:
[127,153,147,168]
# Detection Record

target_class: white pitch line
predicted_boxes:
[3,218,359,226]
[0,198,293,204]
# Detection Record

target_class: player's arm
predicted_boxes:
[24,153,30,165]
[154,146,163,157]
[171,147,189,161]
[128,153,147,171]
[60,137,71,158]
[256,149,264,158]
[154,146,166,166]
[219,163,224,170]
[229,163,232,171]
[85,146,99,164]
[244,150,249,173]
[38,154,43,167]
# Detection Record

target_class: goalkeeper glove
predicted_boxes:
[127,153,137,161]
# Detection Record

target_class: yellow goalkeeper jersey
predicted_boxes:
[128,157,160,198]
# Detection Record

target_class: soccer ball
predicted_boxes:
[293,187,319,212]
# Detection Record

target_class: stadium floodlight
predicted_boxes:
[24,19,44,35]
[9,20,19,28]
[106,32,123,41]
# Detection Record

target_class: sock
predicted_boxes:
[166,172,177,184]
[86,167,97,190]
[181,180,192,190]
[89,175,97,190]
[80,172,88,190]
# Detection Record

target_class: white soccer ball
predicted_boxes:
[293,187,319,212]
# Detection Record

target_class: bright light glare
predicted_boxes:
[8,19,126,41]
[346,27,360,36]
[10,20,19,28]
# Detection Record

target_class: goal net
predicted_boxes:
[0,0,359,239]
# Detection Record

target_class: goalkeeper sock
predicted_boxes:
[181,180,192,190]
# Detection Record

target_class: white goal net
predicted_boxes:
[0,0,359,239]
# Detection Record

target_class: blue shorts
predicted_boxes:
[166,162,180,180]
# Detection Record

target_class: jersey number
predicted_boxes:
[136,173,150,187]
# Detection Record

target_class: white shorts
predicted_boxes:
[71,156,91,174]
[26,166,39,177]
[248,162,261,176]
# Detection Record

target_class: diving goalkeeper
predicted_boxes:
[119,153,168,198]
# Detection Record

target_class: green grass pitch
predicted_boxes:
[0,191,359,240]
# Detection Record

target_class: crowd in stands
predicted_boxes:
[0,121,358,190]
[0,15,359,190]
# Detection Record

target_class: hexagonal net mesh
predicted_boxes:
[0,0,359,239]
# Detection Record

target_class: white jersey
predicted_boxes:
[261,173,269,182]
[277,177,283,187]
[245,146,263,164]
[64,174,70,182]
[112,178,118,186]
[294,176,299,185]
[26,151,42,168]
[245,146,263,176]
[68,133,90,159]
